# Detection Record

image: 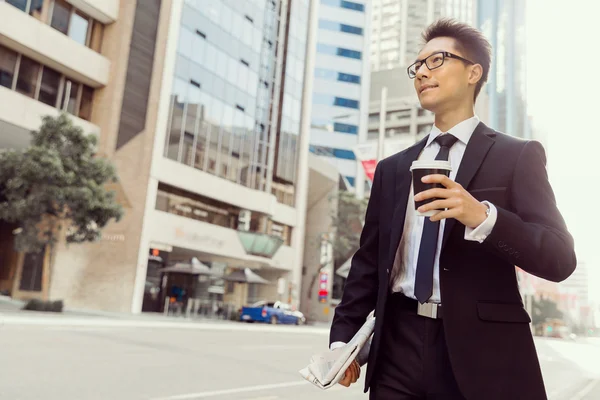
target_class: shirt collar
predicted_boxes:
[426,115,481,147]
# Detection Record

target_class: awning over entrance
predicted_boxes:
[159,257,216,276]
[223,268,271,284]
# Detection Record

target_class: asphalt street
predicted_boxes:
[0,316,599,400]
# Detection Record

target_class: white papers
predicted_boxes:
[299,312,375,390]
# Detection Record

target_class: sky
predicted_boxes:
[526,0,600,301]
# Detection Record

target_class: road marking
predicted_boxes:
[570,378,600,400]
[151,381,308,399]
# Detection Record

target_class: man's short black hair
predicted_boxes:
[422,18,492,101]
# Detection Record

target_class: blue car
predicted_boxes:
[239,300,306,325]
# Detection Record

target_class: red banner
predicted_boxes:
[361,159,377,182]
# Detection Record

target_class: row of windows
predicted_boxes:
[5,0,104,52]
[309,145,356,160]
[0,44,93,121]
[155,182,293,245]
[313,93,360,109]
[318,19,363,35]
[321,0,365,12]
[317,44,362,60]
[311,119,359,135]
[314,68,361,84]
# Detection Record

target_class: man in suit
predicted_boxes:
[330,18,576,400]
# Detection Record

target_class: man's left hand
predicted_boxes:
[414,174,488,228]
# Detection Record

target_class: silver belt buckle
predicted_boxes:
[417,302,440,319]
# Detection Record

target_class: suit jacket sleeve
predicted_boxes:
[329,162,382,346]
[484,140,576,282]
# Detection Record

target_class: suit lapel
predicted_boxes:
[388,136,429,266]
[441,122,496,250]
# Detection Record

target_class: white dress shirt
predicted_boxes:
[331,116,497,351]
[390,115,497,303]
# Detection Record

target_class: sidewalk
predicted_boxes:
[0,296,330,335]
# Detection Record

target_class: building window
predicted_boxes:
[313,93,359,109]
[338,72,361,84]
[47,0,102,50]
[6,0,28,12]
[317,44,362,60]
[334,97,359,109]
[268,221,293,246]
[78,85,94,120]
[38,67,62,107]
[318,20,363,35]
[333,122,358,134]
[0,46,18,89]
[0,45,94,120]
[388,109,412,120]
[69,10,91,46]
[310,145,356,160]
[314,68,360,84]
[156,183,237,229]
[320,0,365,12]
[50,0,71,35]
[333,148,356,160]
[29,0,43,18]
[60,79,80,114]
[15,56,40,99]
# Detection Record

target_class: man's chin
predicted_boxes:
[418,100,435,113]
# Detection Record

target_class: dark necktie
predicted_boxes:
[414,133,459,304]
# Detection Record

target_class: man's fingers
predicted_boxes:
[429,208,459,222]
[351,361,360,383]
[414,188,451,202]
[417,198,458,213]
[422,174,457,188]
[339,371,351,387]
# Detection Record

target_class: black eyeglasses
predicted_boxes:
[407,51,474,79]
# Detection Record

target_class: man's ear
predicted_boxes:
[468,64,483,85]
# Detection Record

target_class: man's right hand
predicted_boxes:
[339,360,360,387]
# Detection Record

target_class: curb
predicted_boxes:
[0,313,330,335]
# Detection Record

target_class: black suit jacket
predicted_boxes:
[329,122,576,399]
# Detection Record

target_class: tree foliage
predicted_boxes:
[0,114,123,253]
[329,190,368,268]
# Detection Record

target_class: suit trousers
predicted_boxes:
[370,293,466,400]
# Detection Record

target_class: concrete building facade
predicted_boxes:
[370,0,474,72]
[0,0,331,316]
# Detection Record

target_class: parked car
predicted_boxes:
[239,300,305,325]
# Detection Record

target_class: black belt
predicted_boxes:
[389,292,443,319]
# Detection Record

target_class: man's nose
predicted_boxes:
[416,63,429,79]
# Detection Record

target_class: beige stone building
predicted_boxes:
[0,0,337,317]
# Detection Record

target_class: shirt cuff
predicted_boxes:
[330,341,346,351]
[464,201,497,243]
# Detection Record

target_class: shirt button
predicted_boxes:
[498,241,505,248]
[386,269,390,274]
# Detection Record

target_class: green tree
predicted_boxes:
[328,190,368,299]
[0,114,123,253]
[531,297,563,325]
[330,190,368,269]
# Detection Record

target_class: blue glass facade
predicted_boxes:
[163,0,308,201]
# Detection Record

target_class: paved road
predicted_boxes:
[0,317,598,400]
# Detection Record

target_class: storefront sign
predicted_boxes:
[175,227,225,249]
